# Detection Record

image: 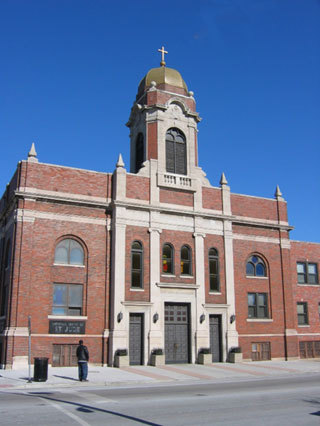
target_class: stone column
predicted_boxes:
[220,173,238,355]
[148,224,163,358]
[223,221,239,353]
[109,212,127,364]
[193,231,209,361]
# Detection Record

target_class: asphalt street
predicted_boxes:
[1,374,320,425]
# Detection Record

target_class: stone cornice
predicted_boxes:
[15,189,112,210]
[113,200,293,232]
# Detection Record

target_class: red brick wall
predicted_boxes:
[147,122,158,160]
[160,188,193,207]
[231,194,279,221]
[291,241,320,337]
[20,161,112,199]
[233,238,287,359]
[126,175,150,201]
[6,202,111,364]
[125,226,150,302]
[202,187,222,211]
[233,224,280,239]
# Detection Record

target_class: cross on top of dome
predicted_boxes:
[158,46,168,67]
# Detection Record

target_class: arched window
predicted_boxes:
[54,239,84,266]
[135,133,144,173]
[181,245,192,275]
[246,255,266,277]
[131,241,143,288]
[166,128,187,175]
[209,248,220,292]
[162,243,174,274]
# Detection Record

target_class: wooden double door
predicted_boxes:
[52,344,77,367]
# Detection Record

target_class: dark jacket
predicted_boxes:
[76,344,89,362]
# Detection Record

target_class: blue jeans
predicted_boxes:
[78,362,88,381]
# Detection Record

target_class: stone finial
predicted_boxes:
[275,185,284,200]
[116,153,125,168]
[28,142,38,163]
[220,172,228,186]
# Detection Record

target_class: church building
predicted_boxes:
[1,49,320,369]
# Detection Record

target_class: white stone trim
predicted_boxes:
[47,315,88,320]
[3,327,29,337]
[33,334,103,337]
[296,332,320,336]
[53,263,85,268]
[15,209,108,226]
[156,283,199,290]
[297,284,320,288]
[246,276,268,280]
[239,333,285,337]
[122,301,153,306]
[17,186,110,204]
[233,233,282,245]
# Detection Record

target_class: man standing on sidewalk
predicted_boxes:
[76,340,89,382]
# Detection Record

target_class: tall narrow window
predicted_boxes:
[162,243,174,274]
[209,248,220,292]
[248,293,268,318]
[297,302,308,325]
[135,133,144,173]
[166,128,186,175]
[54,239,84,266]
[52,284,83,316]
[131,241,143,288]
[246,255,266,277]
[180,245,192,275]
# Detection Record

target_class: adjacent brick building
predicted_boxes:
[1,59,319,369]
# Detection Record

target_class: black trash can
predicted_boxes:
[33,357,48,382]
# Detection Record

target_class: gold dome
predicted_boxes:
[138,66,188,94]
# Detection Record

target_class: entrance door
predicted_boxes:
[210,315,222,362]
[165,303,190,364]
[52,344,77,367]
[129,313,144,365]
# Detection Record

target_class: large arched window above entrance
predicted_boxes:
[162,243,174,274]
[54,238,84,266]
[166,128,187,175]
[246,255,267,277]
[135,133,144,173]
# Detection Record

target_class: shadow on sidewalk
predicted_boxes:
[53,375,79,382]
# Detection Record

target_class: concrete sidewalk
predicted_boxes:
[1,360,320,390]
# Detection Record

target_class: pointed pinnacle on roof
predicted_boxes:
[275,185,283,199]
[116,153,125,168]
[28,142,38,163]
[220,172,228,186]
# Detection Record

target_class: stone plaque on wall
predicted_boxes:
[49,320,85,334]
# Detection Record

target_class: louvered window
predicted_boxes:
[166,128,186,175]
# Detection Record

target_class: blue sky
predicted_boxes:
[1,0,319,242]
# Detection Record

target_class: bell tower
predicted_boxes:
[127,47,202,179]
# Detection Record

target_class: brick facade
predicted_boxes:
[0,63,319,369]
